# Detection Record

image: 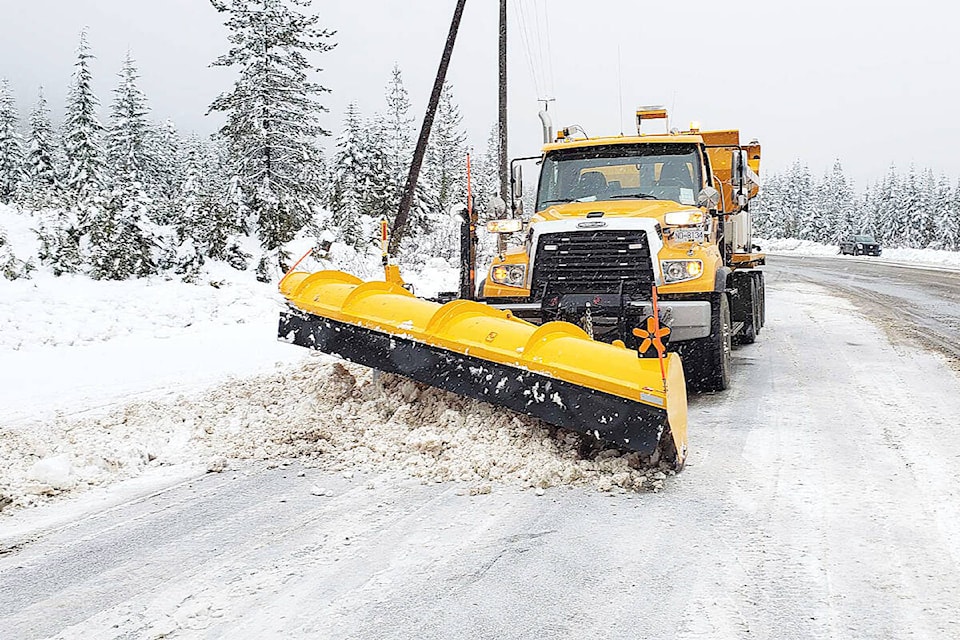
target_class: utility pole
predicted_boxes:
[389,0,467,255]
[499,0,509,206]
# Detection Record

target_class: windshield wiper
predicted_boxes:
[540,198,574,205]
[608,192,659,200]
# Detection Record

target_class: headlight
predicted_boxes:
[661,259,703,284]
[491,264,526,287]
[856,243,863,248]
[663,210,705,227]
[486,218,523,234]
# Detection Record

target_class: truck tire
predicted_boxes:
[756,272,766,329]
[739,275,763,344]
[739,278,757,345]
[676,293,731,392]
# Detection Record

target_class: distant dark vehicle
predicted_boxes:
[839,234,882,256]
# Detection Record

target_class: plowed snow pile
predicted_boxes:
[0,359,667,511]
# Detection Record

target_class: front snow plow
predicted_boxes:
[278,270,687,469]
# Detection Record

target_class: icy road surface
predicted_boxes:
[2,263,960,639]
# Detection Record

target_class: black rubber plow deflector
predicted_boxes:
[279,308,668,455]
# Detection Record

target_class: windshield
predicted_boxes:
[536,143,703,211]
[854,235,876,243]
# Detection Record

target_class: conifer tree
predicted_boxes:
[85,181,158,280]
[0,80,24,204]
[107,52,151,184]
[384,64,414,212]
[933,175,958,251]
[874,165,901,246]
[821,160,855,243]
[24,87,60,200]
[361,116,393,223]
[753,171,783,239]
[328,103,367,249]
[208,0,336,279]
[0,225,35,280]
[426,83,467,216]
[64,30,106,203]
[915,168,938,248]
[90,50,160,279]
[147,119,186,223]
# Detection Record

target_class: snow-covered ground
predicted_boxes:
[759,236,960,270]
[3,270,959,639]
[0,211,628,521]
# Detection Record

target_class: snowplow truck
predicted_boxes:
[482,107,765,392]
[278,269,688,469]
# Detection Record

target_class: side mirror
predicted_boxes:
[697,186,721,209]
[730,149,745,188]
[489,196,507,217]
[512,164,523,198]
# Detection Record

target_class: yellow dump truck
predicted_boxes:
[481,107,765,391]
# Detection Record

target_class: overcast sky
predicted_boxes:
[1,0,958,188]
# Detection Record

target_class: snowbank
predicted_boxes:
[759,237,960,270]
[0,361,664,512]
[0,268,284,351]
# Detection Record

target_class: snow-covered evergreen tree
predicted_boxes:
[64,30,106,203]
[384,63,414,216]
[896,166,922,248]
[820,160,855,243]
[931,175,958,251]
[147,119,186,223]
[412,83,468,262]
[753,171,784,239]
[0,80,24,204]
[360,115,393,224]
[426,83,467,216]
[85,180,159,280]
[328,103,367,249]
[24,87,60,203]
[91,50,161,278]
[208,0,336,279]
[0,224,35,280]
[782,161,814,240]
[472,124,501,221]
[914,168,938,248]
[873,165,901,246]
[106,52,151,184]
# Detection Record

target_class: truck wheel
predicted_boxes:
[757,272,766,329]
[739,278,758,345]
[678,293,731,392]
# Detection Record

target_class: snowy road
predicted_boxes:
[2,263,960,639]
[768,253,960,361]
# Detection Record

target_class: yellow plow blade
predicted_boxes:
[279,270,687,469]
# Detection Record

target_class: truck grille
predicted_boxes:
[530,230,655,298]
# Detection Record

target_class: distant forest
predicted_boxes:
[754,161,960,250]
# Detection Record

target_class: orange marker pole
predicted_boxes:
[651,284,667,391]
[278,247,314,290]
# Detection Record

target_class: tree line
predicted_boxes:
[754,160,960,251]
[0,0,502,282]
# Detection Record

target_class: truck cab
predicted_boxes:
[481,108,765,391]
